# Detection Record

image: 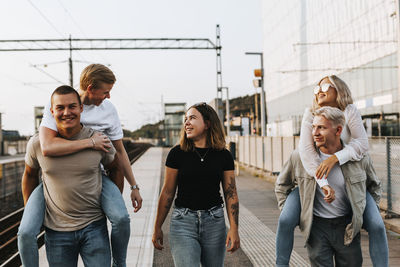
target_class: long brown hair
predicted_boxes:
[179,103,226,152]
[312,75,353,111]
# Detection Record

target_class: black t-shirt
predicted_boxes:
[166,145,234,210]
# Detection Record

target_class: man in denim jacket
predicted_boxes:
[275,107,381,267]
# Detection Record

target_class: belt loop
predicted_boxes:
[183,208,189,215]
[209,209,214,216]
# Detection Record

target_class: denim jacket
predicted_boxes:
[275,150,381,245]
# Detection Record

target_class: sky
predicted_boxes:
[0,0,263,135]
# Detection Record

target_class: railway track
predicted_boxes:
[0,142,152,267]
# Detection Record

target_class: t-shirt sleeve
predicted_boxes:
[222,149,235,171]
[103,102,123,141]
[40,100,58,132]
[25,137,40,169]
[165,146,180,169]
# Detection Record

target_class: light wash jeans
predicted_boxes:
[17,175,130,267]
[45,218,110,267]
[275,188,389,267]
[169,205,226,267]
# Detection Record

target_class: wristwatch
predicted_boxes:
[130,184,140,190]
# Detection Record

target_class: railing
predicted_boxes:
[0,159,24,201]
[1,140,28,156]
[228,135,400,215]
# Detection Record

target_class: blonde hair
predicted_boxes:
[312,75,353,111]
[314,106,346,128]
[179,103,226,152]
[80,64,116,91]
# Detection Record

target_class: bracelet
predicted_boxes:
[90,138,96,148]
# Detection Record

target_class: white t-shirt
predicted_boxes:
[299,104,369,188]
[41,99,123,141]
[313,151,351,218]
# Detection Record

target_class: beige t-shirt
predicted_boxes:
[25,126,116,231]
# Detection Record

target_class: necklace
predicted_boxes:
[194,148,210,162]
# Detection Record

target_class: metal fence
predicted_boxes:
[0,158,24,200]
[229,136,400,215]
[1,140,28,156]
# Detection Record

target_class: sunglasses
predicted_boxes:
[313,83,335,95]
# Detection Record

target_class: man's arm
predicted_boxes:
[21,164,40,205]
[39,126,111,156]
[275,154,296,210]
[112,139,143,212]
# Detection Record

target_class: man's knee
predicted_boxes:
[110,212,130,228]
[18,226,38,241]
[17,228,38,251]
[278,212,298,230]
[364,217,386,234]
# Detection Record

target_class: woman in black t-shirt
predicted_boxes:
[152,102,240,267]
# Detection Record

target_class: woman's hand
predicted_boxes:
[152,227,164,250]
[316,155,338,179]
[91,132,112,152]
[226,228,240,253]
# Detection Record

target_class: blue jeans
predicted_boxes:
[275,187,301,267]
[18,183,45,267]
[169,205,226,267]
[275,188,389,267]
[45,218,111,267]
[18,175,130,267]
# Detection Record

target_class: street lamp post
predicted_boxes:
[245,52,266,136]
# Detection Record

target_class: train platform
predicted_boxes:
[37,147,400,266]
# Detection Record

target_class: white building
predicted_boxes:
[261,0,399,136]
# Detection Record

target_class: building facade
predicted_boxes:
[261,0,399,136]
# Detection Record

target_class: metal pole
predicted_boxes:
[255,89,259,135]
[386,137,392,212]
[69,35,73,87]
[397,0,400,133]
[216,25,223,115]
[245,52,266,136]
[260,54,266,136]
[222,87,231,136]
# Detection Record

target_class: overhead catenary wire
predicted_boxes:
[26,0,65,38]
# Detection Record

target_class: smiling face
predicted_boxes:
[312,115,341,153]
[316,78,338,108]
[86,82,113,106]
[51,93,83,132]
[184,107,208,142]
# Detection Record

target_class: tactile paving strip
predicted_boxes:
[225,204,309,267]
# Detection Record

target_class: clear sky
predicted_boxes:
[0,0,262,135]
